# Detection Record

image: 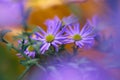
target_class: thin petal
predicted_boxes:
[56,27,66,36]
[63,39,74,44]
[44,19,54,34]
[38,26,47,35]
[78,41,84,46]
[65,28,73,35]
[35,32,44,38]
[55,36,66,40]
[52,42,59,51]
[73,23,80,33]
[46,43,51,50]
[80,23,89,35]
[40,43,48,52]
[54,40,62,45]
[68,25,74,34]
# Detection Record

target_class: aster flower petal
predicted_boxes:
[76,41,82,48]
[44,19,54,34]
[63,39,74,44]
[34,32,44,38]
[54,40,62,45]
[38,26,47,35]
[55,27,66,37]
[73,23,80,33]
[53,22,62,35]
[68,25,74,34]
[55,36,66,40]
[40,43,48,52]
[80,23,89,35]
[52,42,59,51]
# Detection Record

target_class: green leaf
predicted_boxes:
[33,42,42,53]
[6,43,13,50]
[32,27,40,33]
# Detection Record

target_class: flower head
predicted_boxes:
[34,16,66,54]
[64,22,95,48]
[24,45,36,58]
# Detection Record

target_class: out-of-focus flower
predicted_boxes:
[0,0,23,27]
[24,45,36,58]
[62,15,79,25]
[34,16,66,54]
[64,22,95,48]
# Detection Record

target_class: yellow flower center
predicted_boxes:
[28,45,34,51]
[73,34,82,41]
[46,34,55,42]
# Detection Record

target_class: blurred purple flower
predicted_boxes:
[0,0,23,28]
[34,16,66,54]
[25,58,113,80]
[62,15,79,25]
[64,22,95,48]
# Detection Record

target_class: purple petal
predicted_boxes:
[75,41,82,48]
[46,43,51,50]
[68,25,74,34]
[35,32,44,38]
[52,42,59,51]
[73,23,80,33]
[77,41,84,46]
[80,23,89,35]
[55,36,66,40]
[38,26,46,35]
[56,27,66,37]
[40,43,51,54]
[63,39,74,44]
[40,43,48,52]
[54,40,62,45]
[65,28,73,35]
[82,37,94,41]
[44,19,54,34]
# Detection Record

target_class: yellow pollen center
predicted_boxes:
[73,34,82,41]
[46,34,55,42]
[28,45,34,51]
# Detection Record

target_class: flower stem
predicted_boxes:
[73,45,79,56]
[17,66,31,80]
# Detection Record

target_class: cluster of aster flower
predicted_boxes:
[18,16,95,58]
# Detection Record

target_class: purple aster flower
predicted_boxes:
[34,16,66,54]
[16,45,36,58]
[64,22,95,48]
[17,40,35,58]
[24,45,36,58]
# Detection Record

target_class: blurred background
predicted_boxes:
[0,0,120,80]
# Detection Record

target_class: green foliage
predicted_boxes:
[20,59,39,66]
[6,43,13,50]
[0,30,11,43]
